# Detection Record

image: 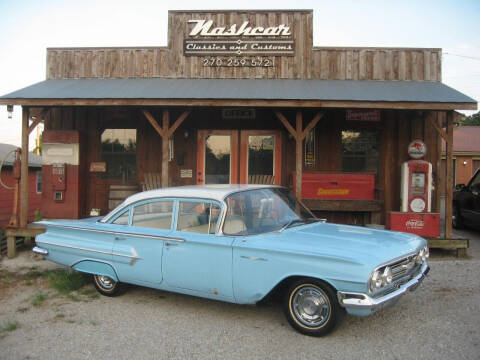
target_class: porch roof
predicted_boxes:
[0,78,476,110]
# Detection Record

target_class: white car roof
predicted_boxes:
[123,184,282,206]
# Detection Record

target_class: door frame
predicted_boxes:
[239,130,282,185]
[196,130,239,185]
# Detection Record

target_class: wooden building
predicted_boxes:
[0,10,477,239]
[0,144,42,227]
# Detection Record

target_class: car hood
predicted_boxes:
[269,222,425,267]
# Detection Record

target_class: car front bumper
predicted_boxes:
[337,262,430,315]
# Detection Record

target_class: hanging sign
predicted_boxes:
[346,110,381,122]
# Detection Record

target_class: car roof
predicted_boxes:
[123,184,282,205]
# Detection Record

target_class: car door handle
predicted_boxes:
[165,242,178,247]
[114,236,126,241]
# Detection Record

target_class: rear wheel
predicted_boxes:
[93,275,122,296]
[283,279,342,336]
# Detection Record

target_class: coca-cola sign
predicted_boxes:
[405,219,424,230]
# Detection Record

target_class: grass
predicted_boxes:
[31,291,48,306]
[0,320,19,332]
[45,270,89,295]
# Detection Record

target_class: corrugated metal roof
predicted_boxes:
[0,143,42,168]
[1,78,476,104]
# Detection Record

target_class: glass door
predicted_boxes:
[196,130,239,185]
[240,130,282,185]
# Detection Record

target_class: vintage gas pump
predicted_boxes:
[387,140,440,237]
[51,163,66,202]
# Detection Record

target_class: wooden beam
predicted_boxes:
[27,108,49,135]
[445,111,454,239]
[162,110,170,188]
[20,107,29,228]
[274,111,296,138]
[295,112,303,199]
[1,98,477,110]
[301,111,325,140]
[167,110,191,138]
[428,113,447,141]
[142,109,165,137]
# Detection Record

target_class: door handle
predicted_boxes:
[165,242,178,247]
[114,236,126,241]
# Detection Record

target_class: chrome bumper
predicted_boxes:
[32,246,49,256]
[337,262,429,310]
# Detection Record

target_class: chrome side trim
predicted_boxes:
[36,240,141,265]
[32,246,48,256]
[45,224,185,242]
[337,262,429,310]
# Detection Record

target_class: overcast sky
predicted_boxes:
[0,0,479,149]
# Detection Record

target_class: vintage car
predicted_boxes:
[33,185,429,336]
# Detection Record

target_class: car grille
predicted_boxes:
[390,255,419,282]
[372,253,422,297]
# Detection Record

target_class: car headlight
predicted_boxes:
[369,270,384,292]
[416,245,429,265]
[383,266,393,284]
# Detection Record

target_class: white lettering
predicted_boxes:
[188,19,291,37]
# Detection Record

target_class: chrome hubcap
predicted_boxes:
[97,275,115,290]
[292,286,330,327]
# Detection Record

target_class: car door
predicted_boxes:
[161,199,235,301]
[111,198,175,285]
[463,169,480,225]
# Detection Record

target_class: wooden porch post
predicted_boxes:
[161,110,170,188]
[142,109,191,188]
[445,111,454,239]
[20,106,29,228]
[275,110,325,198]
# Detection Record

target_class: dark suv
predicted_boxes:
[453,168,480,229]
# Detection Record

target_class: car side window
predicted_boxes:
[470,171,480,190]
[177,201,220,234]
[112,209,130,225]
[132,200,173,229]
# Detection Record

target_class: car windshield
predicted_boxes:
[223,188,315,235]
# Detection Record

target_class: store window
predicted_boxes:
[101,129,137,181]
[341,130,380,173]
[36,170,42,194]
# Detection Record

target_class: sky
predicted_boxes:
[0,0,479,150]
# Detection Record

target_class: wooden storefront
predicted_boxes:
[1,10,476,241]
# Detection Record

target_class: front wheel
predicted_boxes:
[283,279,342,336]
[93,275,122,296]
[452,205,464,229]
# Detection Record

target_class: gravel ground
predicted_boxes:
[1,234,480,360]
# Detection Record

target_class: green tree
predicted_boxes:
[460,111,480,126]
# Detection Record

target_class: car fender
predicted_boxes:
[72,260,119,282]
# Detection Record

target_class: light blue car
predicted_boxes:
[34,185,429,336]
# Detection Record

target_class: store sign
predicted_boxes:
[222,109,255,119]
[185,19,294,56]
[188,20,291,37]
[346,110,381,122]
[408,140,426,159]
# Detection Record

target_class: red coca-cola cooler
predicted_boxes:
[386,212,440,237]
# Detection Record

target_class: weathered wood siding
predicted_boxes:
[46,10,441,81]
